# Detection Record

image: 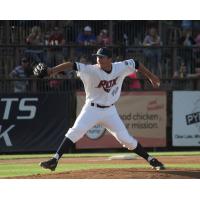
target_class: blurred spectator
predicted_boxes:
[178,29,195,74]
[25,26,45,63]
[195,33,200,46]
[76,26,96,58]
[123,33,129,46]
[61,57,79,79]
[193,33,200,69]
[79,56,88,64]
[179,29,195,47]
[143,28,162,47]
[48,72,67,91]
[179,61,187,78]
[143,27,162,75]
[9,57,33,93]
[46,27,66,67]
[79,56,91,64]
[48,27,65,46]
[26,26,43,45]
[76,26,96,46]
[173,60,187,78]
[181,20,192,30]
[97,29,112,46]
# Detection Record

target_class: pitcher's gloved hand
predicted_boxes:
[33,63,48,78]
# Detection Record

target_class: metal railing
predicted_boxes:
[1,45,200,79]
[1,78,200,94]
[1,20,161,45]
[1,20,200,79]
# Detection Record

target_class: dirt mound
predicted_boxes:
[12,168,200,179]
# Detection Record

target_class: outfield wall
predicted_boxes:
[1,82,200,153]
[0,92,76,153]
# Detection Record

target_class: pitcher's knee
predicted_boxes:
[118,136,138,150]
[65,127,86,143]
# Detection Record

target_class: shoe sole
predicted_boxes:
[39,162,56,171]
[151,166,166,171]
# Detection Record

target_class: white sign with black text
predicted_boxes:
[172,91,200,146]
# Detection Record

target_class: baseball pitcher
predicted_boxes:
[33,47,165,171]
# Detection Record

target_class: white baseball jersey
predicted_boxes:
[65,58,138,150]
[76,59,136,106]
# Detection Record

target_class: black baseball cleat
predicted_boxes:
[39,158,58,171]
[149,158,165,171]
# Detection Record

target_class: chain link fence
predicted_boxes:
[1,77,200,94]
[1,20,200,79]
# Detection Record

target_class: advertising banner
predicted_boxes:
[76,91,167,149]
[172,91,200,146]
[0,93,72,153]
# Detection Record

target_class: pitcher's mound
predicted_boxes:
[108,154,137,160]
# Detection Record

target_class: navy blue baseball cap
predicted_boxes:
[92,47,112,58]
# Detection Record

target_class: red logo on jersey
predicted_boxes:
[96,77,118,92]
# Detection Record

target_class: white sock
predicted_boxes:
[147,156,154,162]
[53,153,59,160]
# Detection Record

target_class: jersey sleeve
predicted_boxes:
[75,62,95,80]
[121,59,136,76]
[75,62,90,72]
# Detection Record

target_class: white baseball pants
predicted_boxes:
[65,103,138,150]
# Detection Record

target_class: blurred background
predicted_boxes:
[1,20,200,153]
[1,20,200,78]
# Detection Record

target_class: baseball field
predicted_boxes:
[0,151,200,179]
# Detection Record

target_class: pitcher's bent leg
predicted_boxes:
[102,107,165,170]
[102,107,138,150]
[65,104,99,143]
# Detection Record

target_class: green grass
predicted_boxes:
[0,163,200,178]
[0,153,113,160]
[166,164,200,168]
[1,151,200,160]
[0,151,200,178]
[0,163,145,178]
[1,162,200,178]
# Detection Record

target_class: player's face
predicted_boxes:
[97,56,112,70]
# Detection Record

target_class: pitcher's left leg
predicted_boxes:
[103,107,165,170]
[102,107,137,150]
